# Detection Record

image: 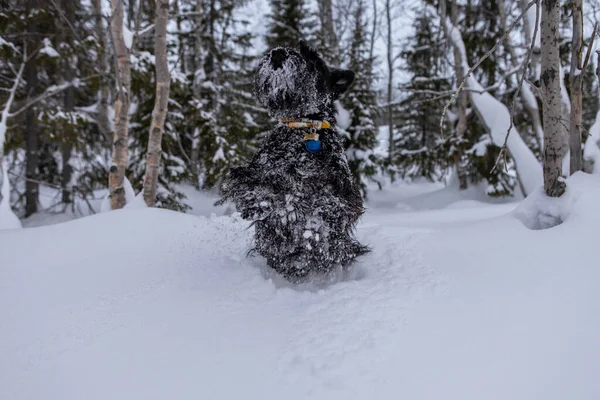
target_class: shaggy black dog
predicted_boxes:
[220,41,368,281]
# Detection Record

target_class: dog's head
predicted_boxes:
[255,41,355,121]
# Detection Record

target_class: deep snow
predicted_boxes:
[1,174,600,400]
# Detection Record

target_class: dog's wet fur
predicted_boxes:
[220,41,368,281]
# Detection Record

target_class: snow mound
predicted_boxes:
[100,176,138,212]
[513,172,600,230]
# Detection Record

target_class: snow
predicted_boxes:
[123,26,133,50]
[0,35,18,53]
[39,38,59,58]
[335,101,351,130]
[1,174,600,399]
[99,176,138,212]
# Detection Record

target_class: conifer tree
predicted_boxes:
[395,5,450,181]
[342,0,380,197]
[266,0,310,49]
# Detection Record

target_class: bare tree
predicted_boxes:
[540,0,566,196]
[143,0,171,206]
[109,0,132,209]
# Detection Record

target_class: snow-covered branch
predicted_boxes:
[443,16,542,195]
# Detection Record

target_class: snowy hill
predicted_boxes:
[1,174,600,399]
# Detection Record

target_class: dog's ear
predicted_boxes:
[331,69,355,95]
[298,40,315,58]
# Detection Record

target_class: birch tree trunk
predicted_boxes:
[109,0,132,209]
[569,0,584,174]
[143,0,171,207]
[449,0,468,189]
[92,0,112,143]
[0,61,25,210]
[540,0,566,197]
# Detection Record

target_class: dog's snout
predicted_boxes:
[270,48,287,70]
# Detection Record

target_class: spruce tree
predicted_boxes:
[342,0,380,197]
[395,5,451,181]
[266,0,309,49]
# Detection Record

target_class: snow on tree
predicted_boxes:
[442,7,543,196]
[341,0,380,198]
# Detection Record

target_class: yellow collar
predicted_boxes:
[280,119,331,130]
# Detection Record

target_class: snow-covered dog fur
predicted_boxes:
[220,41,368,281]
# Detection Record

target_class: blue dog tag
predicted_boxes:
[305,139,321,153]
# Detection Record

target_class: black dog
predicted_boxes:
[220,41,368,281]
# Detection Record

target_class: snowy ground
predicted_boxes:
[1,174,600,399]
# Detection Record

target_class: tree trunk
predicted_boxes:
[143,0,171,207]
[540,0,566,197]
[109,0,132,209]
[24,5,39,217]
[319,0,339,65]
[61,0,75,205]
[61,85,74,205]
[190,0,206,185]
[25,56,39,217]
[0,60,25,210]
[449,0,468,190]
[385,0,394,166]
[569,0,584,174]
[369,0,377,63]
[92,0,112,143]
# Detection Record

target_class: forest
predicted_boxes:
[1,0,598,221]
